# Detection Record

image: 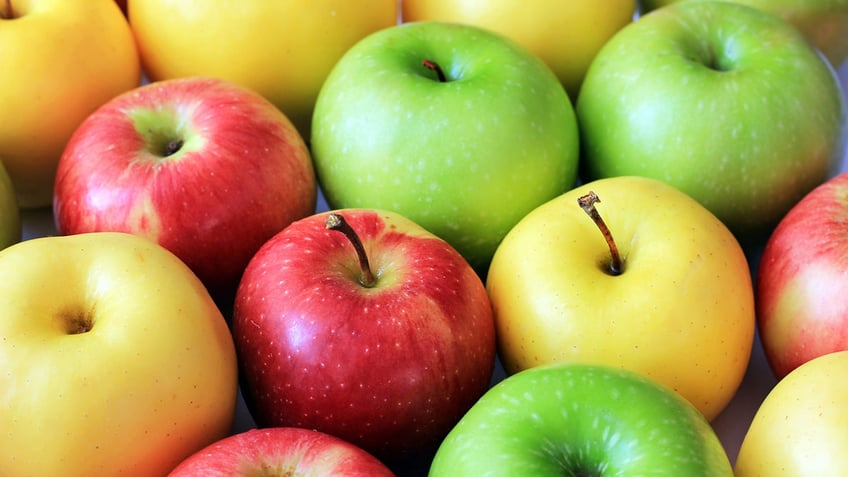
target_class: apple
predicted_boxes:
[311,21,580,272]
[430,362,733,476]
[128,0,398,136]
[735,350,848,476]
[577,0,847,236]
[0,0,140,208]
[486,176,755,421]
[231,208,496,462]
[0,232,238,477]
[0,159,21,249]
[639,0,848,68]
[53,77,317,306]
[401,0,637,99]
[167,427,395,477]
[755,171,848,379]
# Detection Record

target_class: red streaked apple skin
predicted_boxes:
[756,171,848,379]
[167,427,395,476]
[232,208,496,461]
[53,77,316,303]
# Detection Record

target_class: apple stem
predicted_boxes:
[578,191,623,276]
[422,59,447,82]
[325,213,377,288]
[1,0,14,19]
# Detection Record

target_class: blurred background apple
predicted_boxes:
[128,0,398,137]
[402,0,637,100]
[0,0,140,208]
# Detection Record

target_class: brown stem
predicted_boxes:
[421,59,447,82]
[325,213,376,288]
[578,191,623,276]
[1,0,15,19]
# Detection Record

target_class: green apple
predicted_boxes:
[735,350,848,476]
[0,232,238,477]
[486,176,755,421]
[429,362,733,476]
[639,0,848,67]
[311,21,580,272]
[577,1,847,236]
[0,159,20,249]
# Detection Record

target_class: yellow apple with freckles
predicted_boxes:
[129,0,398,137]
[486,176,755,421]
[0,232,238,477]
[0,0,140,208]
[735,350,848,476]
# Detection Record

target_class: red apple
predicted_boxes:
[756,171,848,379]
[231,209,496,463]
[53,77,316,306]
[167,427,395,476]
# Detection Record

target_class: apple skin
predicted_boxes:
[311,21,580,273]
[53,77,316,305]
[0,0,140,208]
[232,208,496,462]
[639,0,848,68]
[128,0,397,136]
[430,363,733,476]
[486,176,755,421]
[0,160,21,249]
[577,1,847,236]
[167,427,395,477]
[0,232,238,477]
[401,0,637,99]
[735,350,848,476]
[755,171,848,379]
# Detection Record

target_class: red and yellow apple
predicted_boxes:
[232,209,496,462]
[756,171,848,379]
[129,0,398,136]
[0,232,238,477]
[0,0,140,208]
[53,77,316,305]
[401,0,636,99]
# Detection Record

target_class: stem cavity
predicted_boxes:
[421,59,447,83]
[325,213,377,288]
[1,0,15,19]
[578,191,623,276]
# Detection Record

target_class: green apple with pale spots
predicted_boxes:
[429,363,733,476]
[577,1,846,236]
[311,21,579,272]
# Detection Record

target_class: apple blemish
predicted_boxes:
[578,191,623,276]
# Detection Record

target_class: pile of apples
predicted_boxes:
[1,1,847,476]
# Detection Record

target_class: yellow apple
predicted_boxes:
[640,0,848,67]
[129,0,398,137]
[401,0,637,98]
[0,232,239,477]
[735,350,848,476]
[0,0,140,208]
[486,176,755,421]
[0,160,21,249]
